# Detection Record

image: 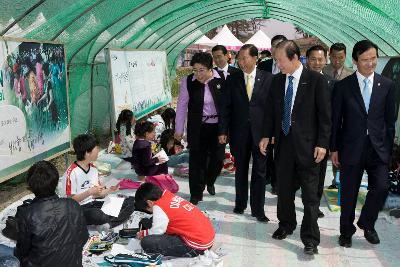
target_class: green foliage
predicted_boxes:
[171,68,192,98]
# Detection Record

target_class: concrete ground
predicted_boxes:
[173,162,400,267]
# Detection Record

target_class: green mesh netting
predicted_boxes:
[1,0,399,138]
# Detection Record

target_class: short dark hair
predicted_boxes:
[159,128,175,153]
[134,120,155,137]
[239,44,258,57]
[330,43,347,54]
[271,35,287,46]
[134,183,163,211]
[190,52,213,69]
[211,45,228,55]
[306,45,327,58]
[27,161,59,198]
[260,50,271,57]
[73,134,98,161]
[276,40,300,60]
[352,40,379,61]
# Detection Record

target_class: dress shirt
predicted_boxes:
[244,67,257,92]
[356,71,374,100]
[285,64,303,114]
[272,59,280,74]
[175,70,221,134]
[217,64,229,78]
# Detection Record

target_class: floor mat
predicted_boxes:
[323,188,367,212]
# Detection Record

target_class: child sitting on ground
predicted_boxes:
[134,183,215,257]
[59,134,135,229]
[114,109,136,161]
[132,121,168,180]
[159,129,189,167]
[15,161,88,267]
[148,107,176,141]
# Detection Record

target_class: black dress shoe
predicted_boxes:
[328,184,338,190]
[207,185,216,195]
[233,207,244,214]
[338,235,352,247]
[364,229,380,244]
[317,209,325,218]
[189,198,199,205]
[304,244,318,255]
[255,215,270,223]
[272,228,292,240]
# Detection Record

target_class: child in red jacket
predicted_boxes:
[135,183,215,257]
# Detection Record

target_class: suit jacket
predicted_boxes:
[214,65,240,79]
[264,68,331,167]
[257,59,273,73]
[330,72,396,165]
[219,68,273,156]
[323,64,353,80]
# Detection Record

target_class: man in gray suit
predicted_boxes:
[323,43,354,80]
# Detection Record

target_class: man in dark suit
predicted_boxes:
[257,35,287,74]
[219,44,273,222]
[331,40,396,247]
[259,40,331,255]
[212,45,240,79]
[306,44,336,219]
[257,35,287,195]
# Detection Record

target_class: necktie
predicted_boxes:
[282,76,294,135]
[333,70,338,79]
[246,74,253,100]
[362,78,371,112]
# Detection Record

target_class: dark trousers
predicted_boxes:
[340,138,389,237]
[318,156,328,202]
[189,123,225,200]
[141,234,205,258]
[276,131,320,246]
[233,128,267,216]
[82,197,135,228]
[266,144,276,188]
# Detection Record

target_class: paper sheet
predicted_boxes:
[100,196,124,217]
[153,149,169,165]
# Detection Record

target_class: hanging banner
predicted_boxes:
[105,48,171,122]
[0,37,70,182]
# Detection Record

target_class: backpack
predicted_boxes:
[145,174,179,193]
[104,253,162,266]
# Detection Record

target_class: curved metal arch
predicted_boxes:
[51,0,106,40]
[67,0,158,64]
[124,0,263,49]
[268,1,398,55]
[0,0,46,36]
[148,3,265,50]
[85,0,206,61]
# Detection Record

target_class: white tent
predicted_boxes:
[193,35,217,47]
[211,25,243,51]
[245,30,271,51]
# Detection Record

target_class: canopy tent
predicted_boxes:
[211,25,244,51]
[245,30,271,51]
[0,0,399,139]
[194,35,217,47]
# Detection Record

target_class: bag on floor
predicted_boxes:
[104,252,162,266]
[145,174,179,193]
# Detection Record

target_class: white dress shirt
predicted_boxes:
[272,59,280,74]
[285,64,303,114]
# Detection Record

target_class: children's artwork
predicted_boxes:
[105,48,171,122]
[0,37,70,181]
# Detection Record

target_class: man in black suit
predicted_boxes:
[259,40,331,255]
[306,45,336,219]
[257,35,287,74]
[219,44,273,222]
[331,40,396,247]
[212,45,240,79]
[257,35,287,195]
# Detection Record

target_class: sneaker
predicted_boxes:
[104,252,162,266]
